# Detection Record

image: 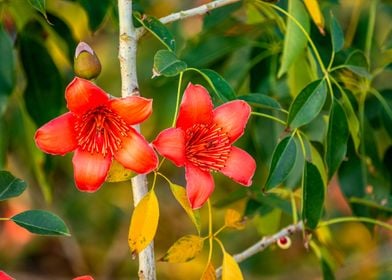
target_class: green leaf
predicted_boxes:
[77,0,112,31]
[264,136,297,191]
[342,50,371,78]
[0,25,15,116]
[0,171,27,201]
[325,98,349,179]
[19,23,64,126]
[135,14,176,52]
[302,161,325,229]
[27,0,49,21]
[153,50,187,77]
[198,69,236,102]
[288,79,327,128]
[330,13,344,53]
[11,210,70,236]
[277,0,310,77]
[238,94,281,110]
[340,92,360,152]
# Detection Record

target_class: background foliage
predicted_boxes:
[0,0,391,279]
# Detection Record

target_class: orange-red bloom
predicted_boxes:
[35,77,158,191]
[0,271,14,280]
[153,83,256,209]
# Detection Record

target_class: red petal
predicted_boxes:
[220,147,256,186]
[66,77,109,115]
[109,96,152,125]
[0,271,15,280]
[72,149,111,192]
[185,164,214,209]
[176,83,213,130]
[213,100,251,143]
[73,276,94,280]
[152,128,186,167]
[35,112,78,155]
[114,128,158,174]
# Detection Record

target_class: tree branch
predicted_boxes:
[136,0,241,40]
[118,0,156,279]
[160,0,241,24]
[215,222,304,278]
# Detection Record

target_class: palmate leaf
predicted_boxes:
[159,235,204,263]
[330,12,344,53]
[11,210,70,236]
[238,94,281,110]
[0,171,27,201]
[128,190,159,255]
[27,0,49,21]
[198,69,236,102]
[303,0,325,34]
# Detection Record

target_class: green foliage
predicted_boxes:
[0,170,27,201]
[11,210,70,236]
[0,25,15,116]
[153,50,187,77]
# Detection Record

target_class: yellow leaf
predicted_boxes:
[222,251,243,280]
[201,262,216,280]
[160,235,204,263]
[170,183,201,233]
[304,0,325,35]
[128,190,159,255]
[106,160,135,182]
[224,209,245,230]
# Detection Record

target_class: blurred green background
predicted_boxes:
[0,0,391,279]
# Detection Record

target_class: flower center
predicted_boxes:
[185,123,231,171]
[75,106,130,156]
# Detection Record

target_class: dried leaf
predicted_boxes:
[201,262,216,280]
[224,209,245,230]
[304,0,325,34]
[106,160,135,182]
[160,235,204,263]
[128,190,159,254]
[170,183,201,233]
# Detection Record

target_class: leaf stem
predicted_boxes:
[365,0,378,60]
[251,111,287,126]
[0,217,10,221]
[171,71,183,127]
[207,200,214,264]
[319,216,392,231]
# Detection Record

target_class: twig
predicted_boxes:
[136,0,241,39]
[215,222,304,278]
[160,0,241,24]
[118,0,156,279]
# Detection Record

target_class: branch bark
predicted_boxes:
[215,222,304,278]
[118,0,156,279]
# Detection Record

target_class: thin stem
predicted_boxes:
[213,225,227,237]
[171,71,184,127]
[290,191,298,224]
[207,200,214,264]
[215,222,304,278]
[319,217,392,231]
[369,88,392,121]
[294,129,307,159]
[251,111,287,126]
[0,217,10,221]
[156,171,172,185]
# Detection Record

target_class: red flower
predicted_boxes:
[0,271,14,280]
[153,83,256,209]
[73,276,94,280]
[35,77,158,191]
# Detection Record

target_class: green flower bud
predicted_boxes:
[73,42,101,80]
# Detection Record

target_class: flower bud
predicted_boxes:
[74,42,101,80]
[277,236,291,249]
